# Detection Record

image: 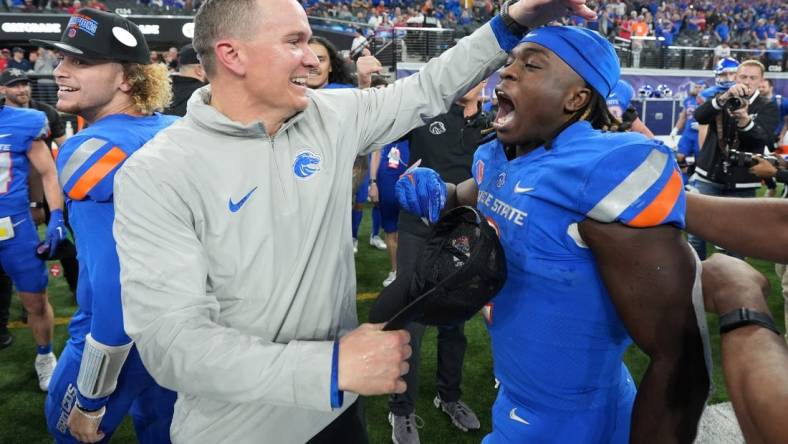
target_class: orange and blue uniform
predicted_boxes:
[474,121,685,443]
[45,113,178,443]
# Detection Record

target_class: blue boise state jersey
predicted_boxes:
[473,121,685,411]
[682,95,703,134]
[56,113,178,345]
[0,105,49,216]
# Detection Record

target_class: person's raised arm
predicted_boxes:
[579,221,709,444]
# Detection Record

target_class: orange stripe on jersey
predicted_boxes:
[67,147,127,200]
[627,169,682,228]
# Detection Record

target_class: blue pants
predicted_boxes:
[687,180,756,260]
[46,339,176,443]
[677,131,698,157]
[482,371,635,444]
[377,171,402,233]
[0,212,47,293]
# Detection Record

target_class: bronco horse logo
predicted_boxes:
[293,150,321,179]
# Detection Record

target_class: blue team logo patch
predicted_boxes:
[67,15,98,37]
[496,172,506,188]
[293,150,321,179]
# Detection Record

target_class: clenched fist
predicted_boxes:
[338,323,411,395]
[356,49,383,89]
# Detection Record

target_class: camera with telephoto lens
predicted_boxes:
[727,150,779,168]
[724,95,745,111]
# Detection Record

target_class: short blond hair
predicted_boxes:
[122,63,173,115]
[192,0,264,78]
[739,59,765,76]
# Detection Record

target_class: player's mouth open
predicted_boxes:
[290,77,307,87]
[494,89,515,130]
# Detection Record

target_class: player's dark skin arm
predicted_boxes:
[579,221,709,444]
[701,254,788,444]
[451,176,788,262]
[685,193,788,263]
[446,178,480,209]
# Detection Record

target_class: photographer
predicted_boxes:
[690,60,779,259]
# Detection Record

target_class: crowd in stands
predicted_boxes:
[0,43,185,76]
[2,0,109,12]
[2,0,786,69]
[302,1,787,68]
[1,0,200,13]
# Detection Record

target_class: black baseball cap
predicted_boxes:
[178,44,199,66]
[0,68,30,86]
[31,9,150,65]
[369,206,507,331]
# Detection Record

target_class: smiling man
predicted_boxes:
[397,26,710,443]
[31,9,178,443]
[110,0,597,443]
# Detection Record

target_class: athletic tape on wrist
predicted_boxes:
[76,334,133,399]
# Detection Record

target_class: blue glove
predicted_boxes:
[396,164,447,224]
[45,209,67,259]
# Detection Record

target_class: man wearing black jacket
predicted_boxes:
[163,44,206,117]
[689,59,779,259]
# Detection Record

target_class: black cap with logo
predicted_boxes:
[0,68,30,86]
[369,206,507,331]
[31,9,150,65]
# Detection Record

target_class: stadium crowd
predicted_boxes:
[0,0,788,443]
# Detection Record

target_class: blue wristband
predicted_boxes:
[330,341,344,409]
[76,390,109,412]
[490,15,523,53]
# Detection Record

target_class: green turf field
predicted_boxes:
[0,204,784,443]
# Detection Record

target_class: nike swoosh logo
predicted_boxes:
[12,218,26,227]
[513,182,535,194]
[228,186,258,213]
[509,408,530,425]
[0,134,11,138]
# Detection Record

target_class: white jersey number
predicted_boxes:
[0,152,11,194]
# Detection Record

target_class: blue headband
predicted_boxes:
[520,26,620,97]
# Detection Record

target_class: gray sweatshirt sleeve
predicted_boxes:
[352,19,512,153]
[113,157,335,411]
